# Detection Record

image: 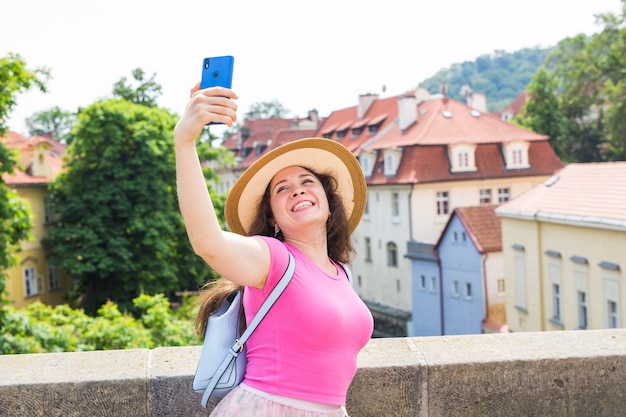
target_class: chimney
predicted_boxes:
[398,92,418,131]
[358,93,378,119]
[467,92,487,113]
[30,142,52,178]
[307,109,319,124]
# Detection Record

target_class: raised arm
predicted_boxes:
[174,85,269,288]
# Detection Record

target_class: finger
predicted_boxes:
[190,82,201,97]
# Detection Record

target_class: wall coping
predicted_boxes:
[1,329,624,416]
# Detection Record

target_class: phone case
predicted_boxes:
[200,55,234,90]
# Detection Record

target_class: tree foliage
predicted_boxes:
[0,53,47,320]
[0,293,201,354]
[42,98,211,313]
[521,0,626,162]
[418,47,552,111]
[25,106,76,144]
[112,68,162,108]
[244,99,290,120]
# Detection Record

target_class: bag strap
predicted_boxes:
[238,251,295,345]
[201,252,296,407]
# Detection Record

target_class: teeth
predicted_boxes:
[294,201,312,211]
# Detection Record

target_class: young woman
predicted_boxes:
[174,84,373,417]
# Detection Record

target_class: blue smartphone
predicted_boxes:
[200,55,234,90]
[200,55,234,125]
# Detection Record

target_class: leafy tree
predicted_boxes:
[540,2,626,162]
[112,68,162,107]
[42,98,210,313]
[514,67,568,160]
[0,53,48,321]
[245,99,289,120]
[25,106,76,144]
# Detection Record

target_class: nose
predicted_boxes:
[291,189,305,198]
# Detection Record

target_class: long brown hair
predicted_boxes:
[194,166,355,336]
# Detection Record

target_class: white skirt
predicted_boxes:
[209,383,348,417]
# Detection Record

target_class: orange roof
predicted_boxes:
[496,162,626,228]
[494,91,529,117]
[367,141,563,185]
[455,205,502,253]
[315,95,399,154]
[366,97,547,150]
[1,131,66,186]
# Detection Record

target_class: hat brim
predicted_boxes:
[225,137,367,236]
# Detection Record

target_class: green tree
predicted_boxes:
[112,68,162,107]
[543,1,626,161]
[25,106,76,144]
[245,99,289,120]
[514,67,568,160]
[42,99,209,313]
[0,53,48,321]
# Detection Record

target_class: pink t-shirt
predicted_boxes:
[242,236,374,405]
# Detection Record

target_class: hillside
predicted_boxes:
[418,47,553,112]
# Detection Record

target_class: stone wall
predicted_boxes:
[1,329,624,417]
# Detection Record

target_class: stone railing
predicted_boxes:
[0,329,624,417]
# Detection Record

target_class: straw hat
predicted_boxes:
[225,137,367,236]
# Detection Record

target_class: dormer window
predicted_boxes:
[351,126,364,137]
[503,141,530,170]
[383,148,402,176]
[368,123,381,135]
[448,143,477,173]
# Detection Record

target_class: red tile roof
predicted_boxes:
[496,161,626,227]
[366,97,547,150]
[1,131,66,186]
[494,91,529,117]
[367,141,563,185]
[454,204,502,253]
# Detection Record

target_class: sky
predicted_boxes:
[2,0,623,136]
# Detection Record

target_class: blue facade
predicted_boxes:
[438,216,486,335]
[409,242,442,336]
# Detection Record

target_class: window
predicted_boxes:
[364,237,372,262]
[497,279,505,295]
[44,197,55,224]
[368,123,381,135]
[465,283,472,300]
[458,152,469,168]
[602,265,620,329]
[419,275,426,291]
[498,188,510,202]
[578,291,588,330]
[479,189,492,204]
[430,277,437,293]
[23,266,37,297]
[48,264,60,291]
[608,301,619,328]
[337,129,348,139]
[436,191,449,215]
[552,284,561,321]
[514,250,527,310]
[391,193,399,219]
[351,127,363,137]
[396,279,401,292]
[387,242,398,267]
[452,280,459,297]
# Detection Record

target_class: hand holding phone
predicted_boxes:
[200,55,234,125]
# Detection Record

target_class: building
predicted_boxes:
[496,162,626,332]
[1,132,72,309]
[419,204,506,336]
[317,90,563,336]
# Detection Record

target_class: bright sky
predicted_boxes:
[2,0,622,136]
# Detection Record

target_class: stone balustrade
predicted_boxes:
[0,329,624,417]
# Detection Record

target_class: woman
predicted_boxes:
[174,84,374,417]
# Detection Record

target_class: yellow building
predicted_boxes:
[496,162,626,332]
[1,132,72,309]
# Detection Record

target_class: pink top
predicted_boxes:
[242,236,374,405]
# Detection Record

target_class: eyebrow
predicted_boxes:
[272,173,315,192]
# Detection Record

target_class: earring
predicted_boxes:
[274,225,280,237]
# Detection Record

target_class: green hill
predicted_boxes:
[418,47,553,112]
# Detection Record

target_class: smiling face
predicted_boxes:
[268,166,330,235]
